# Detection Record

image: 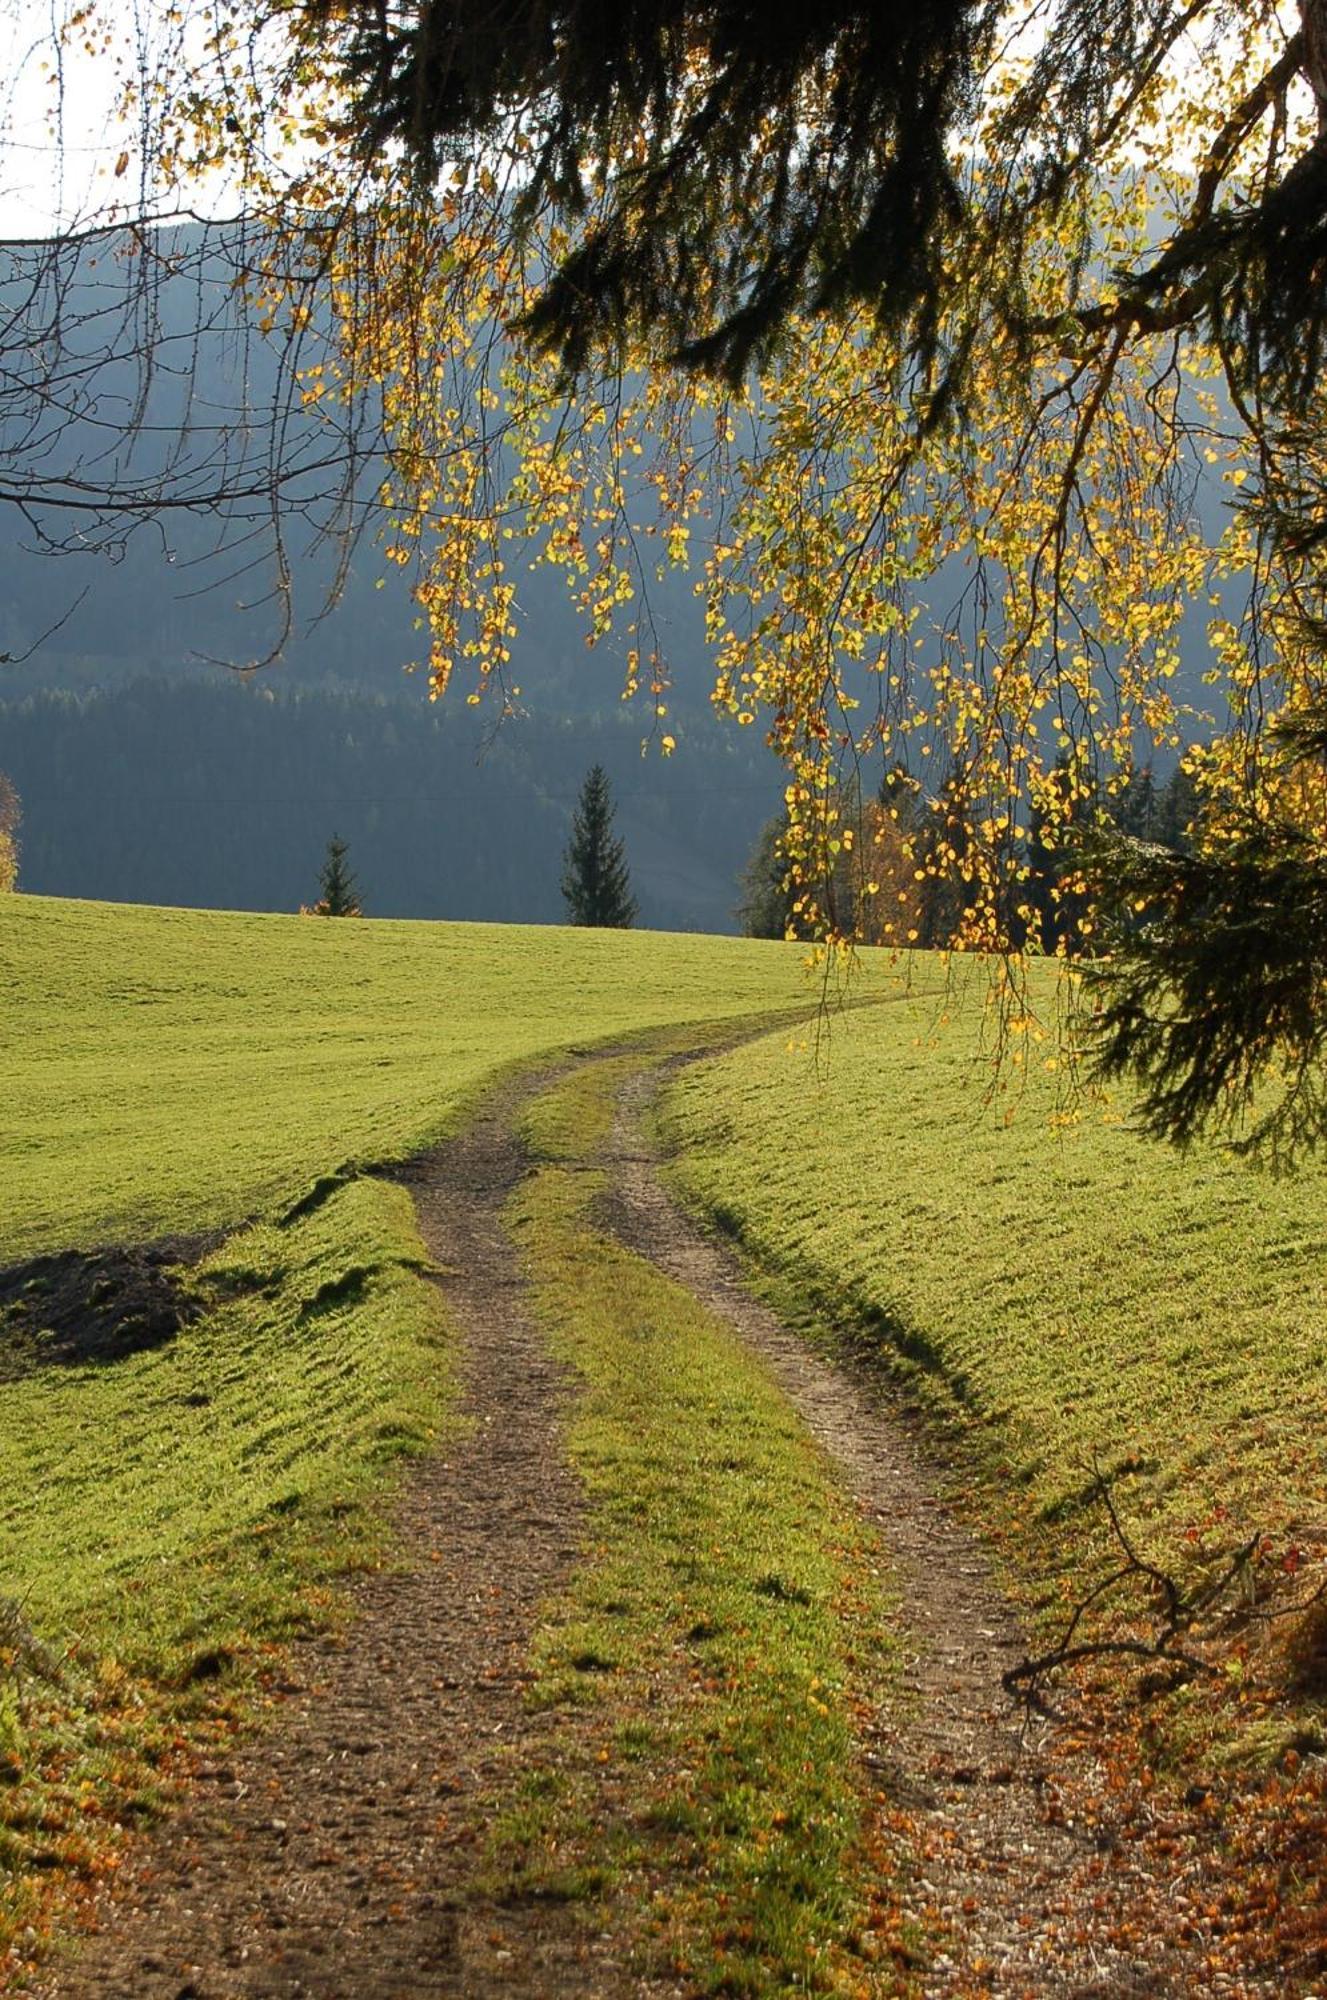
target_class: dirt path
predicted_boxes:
[25,1074,627,2000]
[24,1038,1286,1998]
[599,1061,1239,2000]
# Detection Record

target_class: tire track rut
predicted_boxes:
[26,1074,620,2000]
[598,1061,1202,2000]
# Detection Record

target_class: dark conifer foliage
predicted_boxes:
[326,0,985,383]
[737,811,795,940]
[1085,821,1327,1162]
[561,765,637,928]
[311,833,363,916]
[322,0,1327,411]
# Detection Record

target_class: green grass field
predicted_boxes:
[0,894,841,1261]
[10,888,1327,1972]
[0,892,866,1967]
[662,972,1327,1753]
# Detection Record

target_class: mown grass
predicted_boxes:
[661,967,1327,1758]
[0,1176,451,1962]
[0,895,869,1973]
[0,894,840,1261]
[498,1061,910,1998]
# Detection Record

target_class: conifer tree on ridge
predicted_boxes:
[561,765,636,928]
[309,833,362,917]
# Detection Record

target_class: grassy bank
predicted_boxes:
[0,1177,451,1965]
[661,976,1327,1756]
[496,1060,909,1998]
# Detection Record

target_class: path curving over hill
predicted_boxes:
[22,1037,1288,1998]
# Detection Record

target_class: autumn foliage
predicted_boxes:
[10,4,1325,1142]
[0,773,20,894]
[133,12,1315,884]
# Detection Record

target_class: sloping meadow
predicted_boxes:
[0,894,830,1259]
[662,970,1327,1764]
[0,894,842,1966]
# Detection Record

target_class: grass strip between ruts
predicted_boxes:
[498,1059,913,1998]
[0,1176,457,1977]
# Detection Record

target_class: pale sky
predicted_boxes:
[0,3,128,235]
[0,0,249,239]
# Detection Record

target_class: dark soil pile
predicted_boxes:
[0,1237,212,1378]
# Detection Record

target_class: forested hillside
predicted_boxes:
[0,676,781,926]
[0,218,1226,930]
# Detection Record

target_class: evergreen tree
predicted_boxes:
[1109,764,1159,843]
[561,766,636,928]
[1155,762,1203,856]
[309,833,362,916]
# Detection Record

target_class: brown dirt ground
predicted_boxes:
[0,1238,217,1380]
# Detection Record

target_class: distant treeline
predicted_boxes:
[0,677,783,930]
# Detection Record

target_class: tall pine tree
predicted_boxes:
[737,809,794,939]
[309,833,362,916]
[561,766,636,928]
